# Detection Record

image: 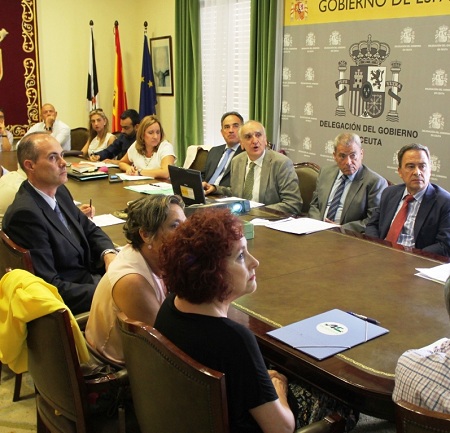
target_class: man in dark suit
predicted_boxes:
[202,111,244,187]
[2,132,117,314]
[308,132,387,233]
[204,120,302,215]
[366,143,450,256]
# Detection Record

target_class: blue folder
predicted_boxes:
[267,309,389,360]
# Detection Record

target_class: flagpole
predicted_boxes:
[87,20,99,111]
[139,21,157,118]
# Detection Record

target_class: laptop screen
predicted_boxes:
[168,165,206,206]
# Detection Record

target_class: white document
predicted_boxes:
[415,263,450,285]
[266,217,337,235]
[124,183,174,195]
[117,173,154,181]
[92,214,126,227]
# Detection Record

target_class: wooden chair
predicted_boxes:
[0,229,34,401]
[70,127,89,151]
[118,313,345,433]
[27,309,129,433]
[395,400,450,433]
[294,162,320,214]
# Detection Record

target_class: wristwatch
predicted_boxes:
[101,248,119,259]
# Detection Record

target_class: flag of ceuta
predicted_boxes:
[112,22,127,131]
[87,26,99,111]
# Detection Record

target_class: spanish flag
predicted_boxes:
[112,22,127,132]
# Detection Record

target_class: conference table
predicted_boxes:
[2,150,450,421]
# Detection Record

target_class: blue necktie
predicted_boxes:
[326,175,348,221]
[208,148,233,184]
[54,201,71,232]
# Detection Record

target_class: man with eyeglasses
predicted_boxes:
[202,111,245,187]
[89,109,140,162]
[308,132,387,233]
[19,103,71,151]
[366,143,450,256]
[204,120,302,215]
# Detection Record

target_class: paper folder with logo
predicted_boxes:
[267,309,389,360]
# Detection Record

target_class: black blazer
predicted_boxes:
[203,144,244,187]
[2,181,115,314]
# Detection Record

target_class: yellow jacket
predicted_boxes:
[0,269,89,373]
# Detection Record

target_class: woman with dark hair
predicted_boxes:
[155,208,358,432]
[118,115,176,179]
[155,208,295,433]
[86,194,185,364]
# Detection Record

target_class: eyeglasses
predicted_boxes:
[89,108,104,115]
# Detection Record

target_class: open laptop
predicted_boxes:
[169,165,212,206]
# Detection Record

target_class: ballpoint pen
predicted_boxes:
[346,311,380,325]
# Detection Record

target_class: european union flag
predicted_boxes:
[139,35,157,117]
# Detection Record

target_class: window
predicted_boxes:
[200,0,251,146]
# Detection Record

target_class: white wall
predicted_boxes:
[36,0,176,142]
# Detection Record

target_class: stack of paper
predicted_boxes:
[415,263,450,285]
[124,183,174,195]
[71,162,97,173]
[265,217,337,235]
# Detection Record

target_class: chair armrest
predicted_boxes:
[74,311,90,331]
[295,413,345,433]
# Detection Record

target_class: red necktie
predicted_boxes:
[385,195,414,245]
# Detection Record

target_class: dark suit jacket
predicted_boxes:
[308,164,388,233]
[365,183,450,257]
[2,181,115,314]
[203,144,244,187]
[95,133,135,161]
[216,149,302,215]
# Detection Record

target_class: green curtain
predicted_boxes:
[175,0,203,165]
[249,0,278,142]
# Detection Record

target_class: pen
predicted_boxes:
[89,199,93,219]
[347,311,380,325]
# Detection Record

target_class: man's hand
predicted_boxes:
[202,181,217,196]
[79,203,95,218]
[44,115,56,130]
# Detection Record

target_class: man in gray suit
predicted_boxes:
[204,120,302,215]
[308,132,387,233]
[202,111,245,187]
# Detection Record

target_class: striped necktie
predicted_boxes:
[326,175,348,221]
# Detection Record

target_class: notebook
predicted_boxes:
[169,165,212,206]
[267,309,389,360]
[67,169,108,181]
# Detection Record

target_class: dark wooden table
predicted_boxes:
[3,151,448,421]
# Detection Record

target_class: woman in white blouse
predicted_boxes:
[118,115,176,179]
[82,108,115,159]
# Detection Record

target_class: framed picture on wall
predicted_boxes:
[150,36,174,96]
